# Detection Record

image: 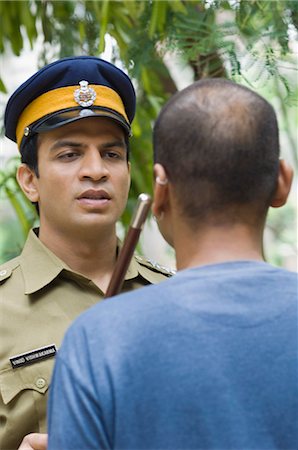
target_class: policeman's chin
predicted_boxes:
[71,216,119,238]
[60,202,120,233]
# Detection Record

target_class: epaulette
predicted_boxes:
[135,255,176,277]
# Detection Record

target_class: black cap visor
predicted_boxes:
[30,107,131,137]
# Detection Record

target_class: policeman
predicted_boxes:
[0,56,173,450]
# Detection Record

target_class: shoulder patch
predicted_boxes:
[135,255,176,277]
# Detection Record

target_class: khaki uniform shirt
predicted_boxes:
[0,229,173,449]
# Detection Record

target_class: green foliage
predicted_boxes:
[0,157,39,262]
[266,201,297,269]
[0,157,38,236]
[0,1,36,55]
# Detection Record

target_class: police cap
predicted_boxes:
[4,56,136,150]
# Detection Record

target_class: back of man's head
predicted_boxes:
[153,79,280,227]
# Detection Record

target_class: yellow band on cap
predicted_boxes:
[16,85,129,148]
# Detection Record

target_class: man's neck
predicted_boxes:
[173,221,264,271]
[38,225,118,292]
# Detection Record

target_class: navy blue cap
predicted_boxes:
[4,56,136,149]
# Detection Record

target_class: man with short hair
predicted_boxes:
[0,56,172,450]
[48,78,297,449]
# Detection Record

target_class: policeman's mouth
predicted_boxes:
[77,189,111,207]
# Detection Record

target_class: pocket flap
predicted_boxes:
[0,358,54,404]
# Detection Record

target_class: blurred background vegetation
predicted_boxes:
[0,0,297,269]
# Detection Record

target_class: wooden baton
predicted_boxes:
[105,193,152,298]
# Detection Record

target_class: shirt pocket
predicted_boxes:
[0,357,55,445]
[0,358,53,405]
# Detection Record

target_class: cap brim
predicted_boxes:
[31,107,131,136]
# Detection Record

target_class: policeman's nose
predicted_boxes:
[79,148,109,181]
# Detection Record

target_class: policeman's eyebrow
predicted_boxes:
[48,139,127,153]
[101,140,126,149]
[49,140,85,152]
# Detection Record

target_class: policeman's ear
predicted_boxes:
[270,159,293,208]
[17,163,40,202]
[152,163,169,219]
[127,161,131,189]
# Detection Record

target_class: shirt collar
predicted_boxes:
[20,229,154,294]
[20,229,69,294]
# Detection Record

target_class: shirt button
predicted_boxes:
[35,378,46,389]
[0,270,7,276]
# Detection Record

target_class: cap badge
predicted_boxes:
[74,80,96,107]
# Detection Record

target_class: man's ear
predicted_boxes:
[270,159,293,208]
[127,161,132,189]
[16,164,40,203]
[152,163,169,218]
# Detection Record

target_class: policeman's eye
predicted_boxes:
[103,150,125,160]
[57,151,80,160]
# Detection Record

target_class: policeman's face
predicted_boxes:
[31,117,131,236]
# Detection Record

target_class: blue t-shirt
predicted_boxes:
[48,261,298,449]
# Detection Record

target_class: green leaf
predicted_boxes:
[4,186,32,239]
[0,77,7,93]
[99,0,110,53]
